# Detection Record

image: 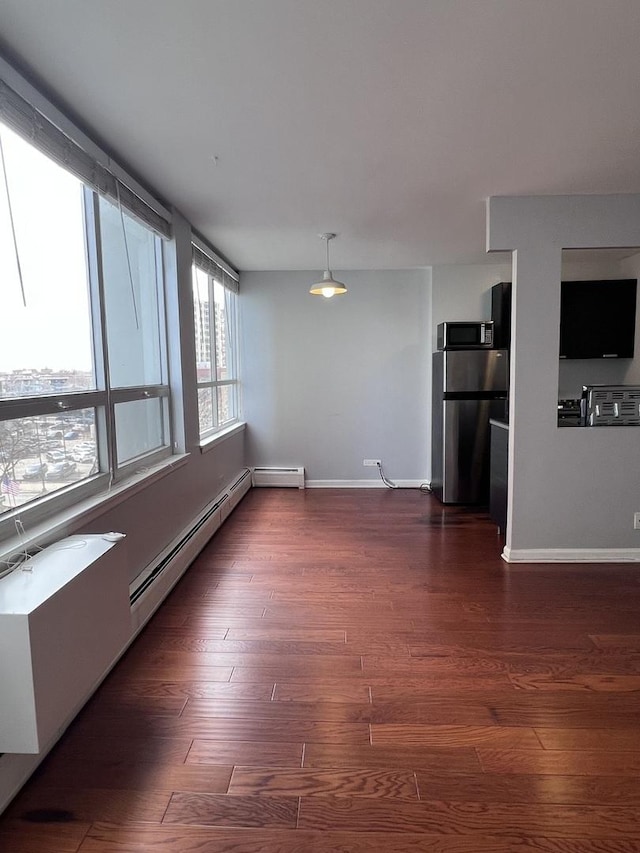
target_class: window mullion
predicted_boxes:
[85,189,116,475]
[209,273,219,429]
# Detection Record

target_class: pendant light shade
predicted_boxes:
[309,233,347,297]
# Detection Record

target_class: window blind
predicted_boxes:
[192,244,239,293]
[0,78,171,239]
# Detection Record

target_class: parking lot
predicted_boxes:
[3,437,97,509]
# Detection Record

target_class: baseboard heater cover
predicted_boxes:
[0,468,253,814]
[0,535,129,754]
[252,466,305,488]
[129,467,252,613]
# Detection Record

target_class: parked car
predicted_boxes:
[64,430,79,440]
[45,450,66,463]
[22,461,48,480]
[45,461,77,480]
[71,449,95,463]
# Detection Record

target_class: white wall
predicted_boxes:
[488,194,640,560]
[430,262,512,340]
[240,269,431,485]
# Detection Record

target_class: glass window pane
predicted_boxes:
[193,266,212,383]
[0,409,97,515]
[114,398,165,465]
[213,280,234,381]
[197,387,215,435]
[217,384,236,426]
[0,123,95,399]
[100,197,163,388]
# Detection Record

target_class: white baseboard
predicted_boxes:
[503,546,640,563]
[306,479,426,489]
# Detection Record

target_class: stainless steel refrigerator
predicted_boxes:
[431,349,508,504]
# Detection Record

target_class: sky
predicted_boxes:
[0,122,94,373]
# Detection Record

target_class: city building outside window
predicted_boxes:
[191,245,239,439]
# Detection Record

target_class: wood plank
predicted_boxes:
[273,680,371,703]
[534,728,640,751]
[228,767,419,799]
[297,796,640,837]
[509,673,640,691]
[122,649,362,672]
[367,700,497,726]
[590,634,640,652]
[363,655,510,676]
[478,748,640,777]
[105,664,234,683]
[489,694,640,728]
[182,698,375,722]
[369,674,515,698]
[303,742,481,773]
[69,715,370,744]
[186,739,303,767]
[32,759,232,794]
[152,637,359,656]
[78,824,640,853]
[97,680,274,701]
[407,631,598,655]
[55,736,193,764]
[0,819,91,853]
[230,660,363,681]
[162,792,298,828]
[371,724,541,748]
[6,788,171,824]
[226,627,346,641]
[85,693,187,713]
[415,771,640,805]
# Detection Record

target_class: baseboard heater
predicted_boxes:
[129,467,252,620]
[252,466,305,488]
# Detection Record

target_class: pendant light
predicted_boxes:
[309,233,347,297]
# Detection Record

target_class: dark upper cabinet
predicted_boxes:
[559,279,636,359]
[491,279,637,359]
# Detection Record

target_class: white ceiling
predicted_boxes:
[1,0,640,271]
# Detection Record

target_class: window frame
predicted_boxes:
[0,124,173,540]
[191,247,240,441]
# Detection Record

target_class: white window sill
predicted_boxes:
[199,421,246,454]
[0,453,190,565]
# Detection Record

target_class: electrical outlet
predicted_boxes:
[363,458,381,467]
[634,512,640,530]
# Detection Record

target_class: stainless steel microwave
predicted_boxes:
[437,321,494,350]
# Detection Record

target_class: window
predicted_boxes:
[192,245,239,439]
[0,92,172,530]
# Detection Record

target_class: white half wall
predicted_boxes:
[240,269,430,484]
[487,194,640,558]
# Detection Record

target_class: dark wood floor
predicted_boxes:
[2,488,640,851]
